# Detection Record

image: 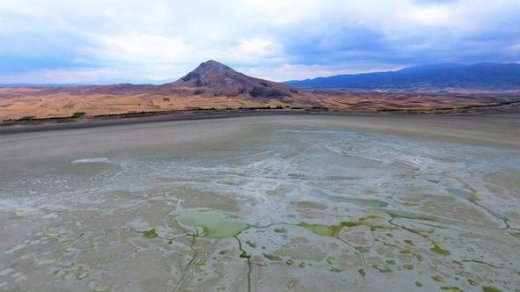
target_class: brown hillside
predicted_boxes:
[0,60,515,121]
[162,60,296,98]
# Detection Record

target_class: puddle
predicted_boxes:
[176,211,249,238]
[72,157,111,164]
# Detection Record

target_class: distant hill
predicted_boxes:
[162,60,296,98]
[0,60,297,99]
[285,63,520,91]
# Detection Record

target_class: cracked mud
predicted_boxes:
[1,115,519,291]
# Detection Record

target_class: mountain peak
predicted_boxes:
[194,60,233,73]
[165,60,295,98]
[175,60,240,88]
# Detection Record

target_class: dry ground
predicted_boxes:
[0,86,514,121]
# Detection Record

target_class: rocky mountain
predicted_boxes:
[18,60,297,98]
[162,60,296,98]
[285,63,520,91]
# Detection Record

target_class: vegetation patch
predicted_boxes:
[431,243,451,256]
[372,264,392,273]
[431,275,445,282]
[274,227,287,233]
[141,228,158,239]
[263,253,282,261]
[71,112,86,119]
[249,86,287,98]
[482,286,503,292]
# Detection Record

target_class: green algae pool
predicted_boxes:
[177,211,249,238]
[1,114,519,291]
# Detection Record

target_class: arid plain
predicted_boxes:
[1,61,518,123]
[1,114,519,291]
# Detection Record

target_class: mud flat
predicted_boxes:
[1,114,519,291]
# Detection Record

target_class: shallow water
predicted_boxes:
[1,115,519,291]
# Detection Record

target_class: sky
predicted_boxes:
[1,0,519,84]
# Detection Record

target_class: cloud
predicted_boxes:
[413,0,459,4]
[86,34,190,65]
[1,0,519,83]
[0,68,122,84]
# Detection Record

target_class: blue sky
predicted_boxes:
[1,0,519,84]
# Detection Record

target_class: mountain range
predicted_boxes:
[285,63,520,91]
[1,60,518,122]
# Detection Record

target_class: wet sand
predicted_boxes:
[1,114,519,291]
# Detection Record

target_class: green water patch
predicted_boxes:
[326,257,343,272]
[342,221,363,227]
[441,286,463,291]
[245,241,257,248]
[295,201,328,210]
[177,211,249,238]
[53,265,89,281]
[263,253,282,261]
[192,258,206,266]
[431,243,451,256]
[372,264,392,273]
[354,246,370,253]
[43,228,84,251]
[415,281,423,287]
[274,227,287,233]
[431,275,445,282]
[358,269,366,277]
[329,266,344,273]
[404,239,414,246]
[141,229,158,239]
[482,286,502,292]
[326,256,336,265]
[239,251,251,260]
[298,222,343,237]
[462,259,501,269]
[298,215,383,238]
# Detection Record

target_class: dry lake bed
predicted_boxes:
[1,114,519,292]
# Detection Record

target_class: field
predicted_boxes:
[0,86,517,121]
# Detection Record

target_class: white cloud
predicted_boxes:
[405,5,453,26]
[0,68,121,84]
[505,44,520,53]
[227,38,284,63]
[1,0,519,83]
[241,0,321,25]
[87,34,190,64]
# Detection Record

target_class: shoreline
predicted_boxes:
[1,101,520,135]
[0,110,314,135]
